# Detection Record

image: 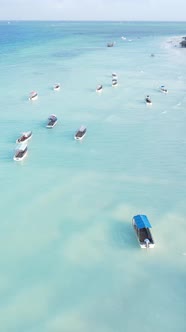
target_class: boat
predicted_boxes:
[13,143,28,161]
[74,126,87,140]
[96,85,103,93]
[29,91,38,101]
[46,114,58,128]
[112,73,117,79]
[107,42,114,47]
[16,131,32,144]
[132,214,155,248]
[53,83,60,91]
[160,85,168,93]
[112,79,118,87]
[145,95,152,105]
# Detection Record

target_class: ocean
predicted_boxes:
[0,21,186,332]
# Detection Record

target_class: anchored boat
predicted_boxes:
[112,73,117,79]
[132,214,155,248]
[29,91,38,101]
[96,85,103,93]
[46,114,58,128]
[145,95,152,105]
[107,42,114,47]
[16,131,32,144]
[53,83,60,91]
[13,143,28,161]
[160,85,168,93]
[112,79,118,87]
[74,126,87,140]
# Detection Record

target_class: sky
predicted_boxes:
[0,0,186,21]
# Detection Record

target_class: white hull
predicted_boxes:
[146,101,152,105]
[46,121,58,128]
[96,85,103,93]
[140,242,155,249]
[74,133,86,140]
[29,95,38,101]
[16,133,32,144]
[13,150,28,161]
[46,114,58,128]
[53,86,60,91]
[160,89,168,94]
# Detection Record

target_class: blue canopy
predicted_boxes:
[133,215,152,229]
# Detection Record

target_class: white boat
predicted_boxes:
[16,131,32,144]
[112,73,117,79]
[29,91,38,101]
[74,126,87,140]
[112,79,118,87]
[46,114,58,128]
[96,85,103,93]
[145,95,152,105]
[132,215,155,248]
[13,143,28,161]
[160,85,168,93]
[53,83,60,91]
[107,42,114,47]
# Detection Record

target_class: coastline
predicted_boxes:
[166,35,186,48]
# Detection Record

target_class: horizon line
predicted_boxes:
[1,19,186,23]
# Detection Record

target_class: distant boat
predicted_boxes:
[13,143,28,161]
[121,36,126,40]
[112,79,118,87]
[96,85,103,93]
[46,114,58,128]
[74,126,87,140]
[53,83,60,91]
[16,131,32,144]
[145,95,152,105]
[112,73,117,79]
[132,214,155,248]
[29,91,38,101]
[160,85,168,93]
[107,42,114,47]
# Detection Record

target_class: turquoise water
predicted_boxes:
[0,21,186,332]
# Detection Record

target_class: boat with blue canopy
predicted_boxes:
[132,214,155,248]
[160,85,168,93]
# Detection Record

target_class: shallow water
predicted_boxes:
[0,21,186,332]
